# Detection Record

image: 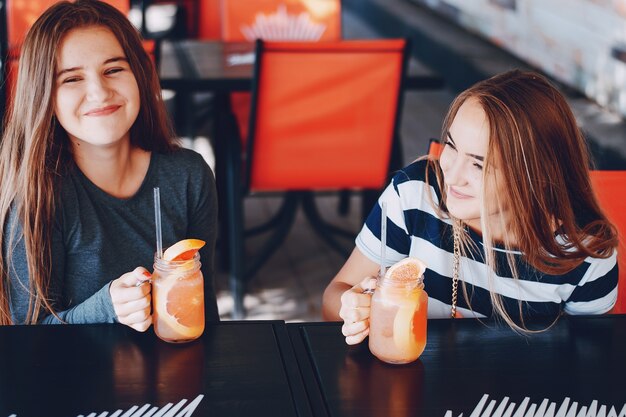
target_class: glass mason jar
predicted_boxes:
[152,253,205,343]
[369,274,428,364]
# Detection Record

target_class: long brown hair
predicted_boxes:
[0,0,177,324]
[427,70,618,331]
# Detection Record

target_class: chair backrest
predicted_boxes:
[246,39,409,191]
[220,0,341,41]
[590,170,626,314]
[428,138,443,158]
[198,0,222,40]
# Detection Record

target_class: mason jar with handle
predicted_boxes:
[152,252,205,343]
[369,257,428,364]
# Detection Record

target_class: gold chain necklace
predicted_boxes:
[451,222,461,319]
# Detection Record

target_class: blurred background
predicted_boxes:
[213,0,626,321]
[1,0,625,321]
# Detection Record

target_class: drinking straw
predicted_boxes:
[154,187,163,259]
[380,201,387,278]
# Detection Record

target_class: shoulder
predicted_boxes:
[392,159,428,183]
[581,250,618,282]
[153,148,215,183]
[562,249,618,314]
[157,148,211,170]
[388,159,442,202]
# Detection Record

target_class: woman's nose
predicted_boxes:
[86,76,112,102]
[444,156,467,186]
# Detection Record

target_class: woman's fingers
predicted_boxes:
[110,267,153,330]
[127,316,153,332]
[339,303,370,323]
[342,319,368,337]
[338,276,378,346]
[356,276,378,294]
[114,294,152,318]
[119,305,152,325]
[110,268,151,303]
[345,327,369,345]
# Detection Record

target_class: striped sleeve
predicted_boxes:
[563,251,618,315]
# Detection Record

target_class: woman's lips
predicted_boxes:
[448,186,473,199]
[85,105,121,116]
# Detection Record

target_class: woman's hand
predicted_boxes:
[339,276,378,345]
[110,267,152,332]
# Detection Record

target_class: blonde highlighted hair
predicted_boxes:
[426,70,618,332]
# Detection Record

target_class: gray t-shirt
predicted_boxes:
[6,148,219,324]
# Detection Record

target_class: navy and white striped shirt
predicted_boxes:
[356,160,618,321]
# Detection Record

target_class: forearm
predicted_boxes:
[39,283,117,324]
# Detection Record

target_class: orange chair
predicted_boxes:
[428,138,443,158]
[221,0,341,42]
[590,171,626,314]
[198,0,222,40]
[224,39,409,317]
[220,0,341,147]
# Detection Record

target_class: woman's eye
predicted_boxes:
[105,67,124,75]
[62,77,81,84]
[473,162,484,170]
[444,140,457,151]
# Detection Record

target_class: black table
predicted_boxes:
[0,321,310,417]
[2,317,625,417]
[158,40,445,93]
[287,316,626,417]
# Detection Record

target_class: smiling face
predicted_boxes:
[54,26,140,151]
[439,97,508,231]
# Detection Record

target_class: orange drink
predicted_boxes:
[369,258,428,364]
[152,239,205,343]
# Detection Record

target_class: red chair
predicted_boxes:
[224,39,409,317]
[220,0,341,42]
[427,138,443,158]
[198,0,223,40]
[220,0,341,147]
[590,171,626,314]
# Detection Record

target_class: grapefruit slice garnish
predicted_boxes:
[393,299,419,352]
[162,239,205,261]
[154,274,204,339]
[165,282,204,329]
[386,257,426,352]
[384,257,426,284]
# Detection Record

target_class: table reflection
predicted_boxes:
[340,350,425,417]
[111,337,205,404]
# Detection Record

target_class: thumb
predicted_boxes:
[119,267,152,287]
[356,276,378,294]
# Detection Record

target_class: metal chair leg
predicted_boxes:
[244,193,299,279]
[301,192,354,258]
[338,190,351,216]
[222,108,246,319]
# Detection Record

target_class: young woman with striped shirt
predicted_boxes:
[322,70,618,341]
